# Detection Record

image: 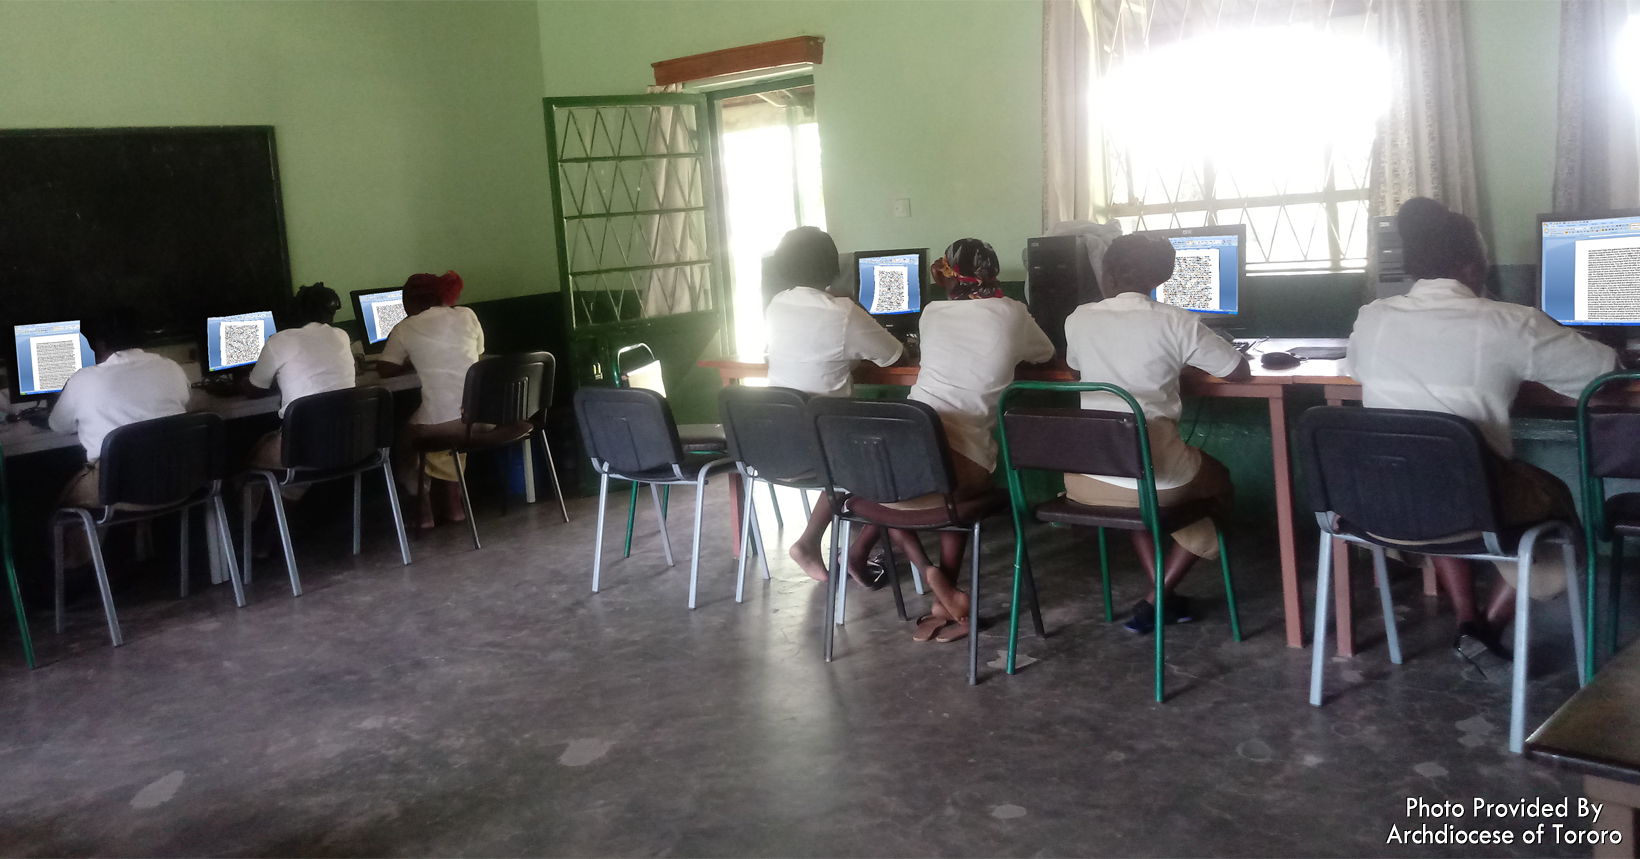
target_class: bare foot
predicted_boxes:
[789,541,829,582]
[444,482,467,523]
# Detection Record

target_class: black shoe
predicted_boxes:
[1122,596,1195,634]
[1454,621,1513,668]
[1123,599,1157,634]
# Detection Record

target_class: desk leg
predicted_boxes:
[205,507,225,586]
[1332,538,1355,657]
[1585,775,1639,858]
[719,373,742,559]
[521,440,536,504]
[1269,396,1303,648]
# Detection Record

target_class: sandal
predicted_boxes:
[913,614,949,642]
[935,619,971,643]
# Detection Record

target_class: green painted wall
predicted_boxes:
[536,0,1044,281]
[0,0,556,311]
[1466,0,1561,267]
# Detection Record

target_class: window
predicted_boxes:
[1098,6,1388,273]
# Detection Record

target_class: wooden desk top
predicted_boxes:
[1526,642,1640,786]
[0,370,421,458]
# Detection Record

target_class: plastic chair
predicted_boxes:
[52,412,245,647]
[410,352,570,550]
[807,397,1027,685]
[1297,406,1587,753]
[997,381,1241,703]
[1,449,35,668]
[718,385,828,600]
[242,386,410,594]
[1576,370,1640,679]
[573,386,737,609]
[613,343,727,558]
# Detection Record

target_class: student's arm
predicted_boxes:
[376,327,411,378]
[1523,310,1619,398]
[47,375,82,434]
[843,302,904,367]
[1182,319,1249,381]
[241,338,279,399]
[1016,307,1056,365]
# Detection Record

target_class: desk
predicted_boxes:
[702,338,1349,650]
[1526,641,1640,856]
[0,370,422,587]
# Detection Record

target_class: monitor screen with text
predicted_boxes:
[13,321,95,397]
[1541,213,1640,326]
[856,252,923,316]
[205,310,276,372]
[1142,229,1241,316]
[358,289,407,344]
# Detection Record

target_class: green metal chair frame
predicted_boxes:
[1575,370,1640,681]
[614,344,666,557]
[997,380,1240,703]
[1,450,35,669]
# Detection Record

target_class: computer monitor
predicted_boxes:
[203,310,276,374]
[351,288,407,353]
[9,320,96,402]
[1137,225,1244,319]
[854,249,928,319]
[1538,210,1640,327]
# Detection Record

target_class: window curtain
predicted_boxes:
[1042,0,1099,230]
[1369,0,1479,219]
[1552,0,1640,212]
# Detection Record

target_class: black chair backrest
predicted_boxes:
[807,397,954,504]
[282,386,395,470]
[462,351,553,427]
[719,386,820,481]
[98,412,225,506]
[1589,412,1640,478]
[573,386,684,475]
[1296,406,1502,541]
[1003,407,1144,478]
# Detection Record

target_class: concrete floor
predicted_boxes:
[0,477,1607,857]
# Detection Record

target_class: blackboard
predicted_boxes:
[0,126,292,339]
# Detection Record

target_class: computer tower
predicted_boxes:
[1372,216,1413,299]
[1025,234,1100,351]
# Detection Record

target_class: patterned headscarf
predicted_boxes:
[403,270,465,306]
[935,238,1004,300]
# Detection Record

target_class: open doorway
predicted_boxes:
[710,78,826,359]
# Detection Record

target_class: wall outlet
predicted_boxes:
[892,197,911,218]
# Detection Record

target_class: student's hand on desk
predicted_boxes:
[1222,356,1253,383]
[376,360,409,378]
[239,374,274,399]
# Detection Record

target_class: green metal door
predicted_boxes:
[542,94,730,466]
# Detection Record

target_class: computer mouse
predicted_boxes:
[1260,351,1302,370]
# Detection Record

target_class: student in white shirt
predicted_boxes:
[889,239,1055,643]
[239,284,357,543]
[764,228,906,585]
[1063,233,1251,633]
[50,309,191,565]
[377,271,485,529]
[1350,196,1616,659]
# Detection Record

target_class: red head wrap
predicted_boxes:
[403,270,464,306]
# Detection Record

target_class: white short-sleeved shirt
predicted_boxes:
[1350,278,1617,457]
[246,322,356,418]
[1064,291,1246,489]
[49,349,191,462]
[766,287,903,397]
[381,305,485,425]
[908,297,1056,472]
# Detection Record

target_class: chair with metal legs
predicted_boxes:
[997,381,1241,703]
[807,396,1030,685]
[718,385,835,601]
[52,412,244,647]
[613,343,727,558]
[1575,371,1640,680]
[241,386,410,595]
[574,386,737,608]
[410,352,570,550]
[1297,406,1588,753]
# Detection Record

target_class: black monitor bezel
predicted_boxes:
[852,248,931,319]
[1134,224,1248,321]
[350,287,405,354]
[6,316,92,405]
[198,309,280,377]
[1536,208,1640,331]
